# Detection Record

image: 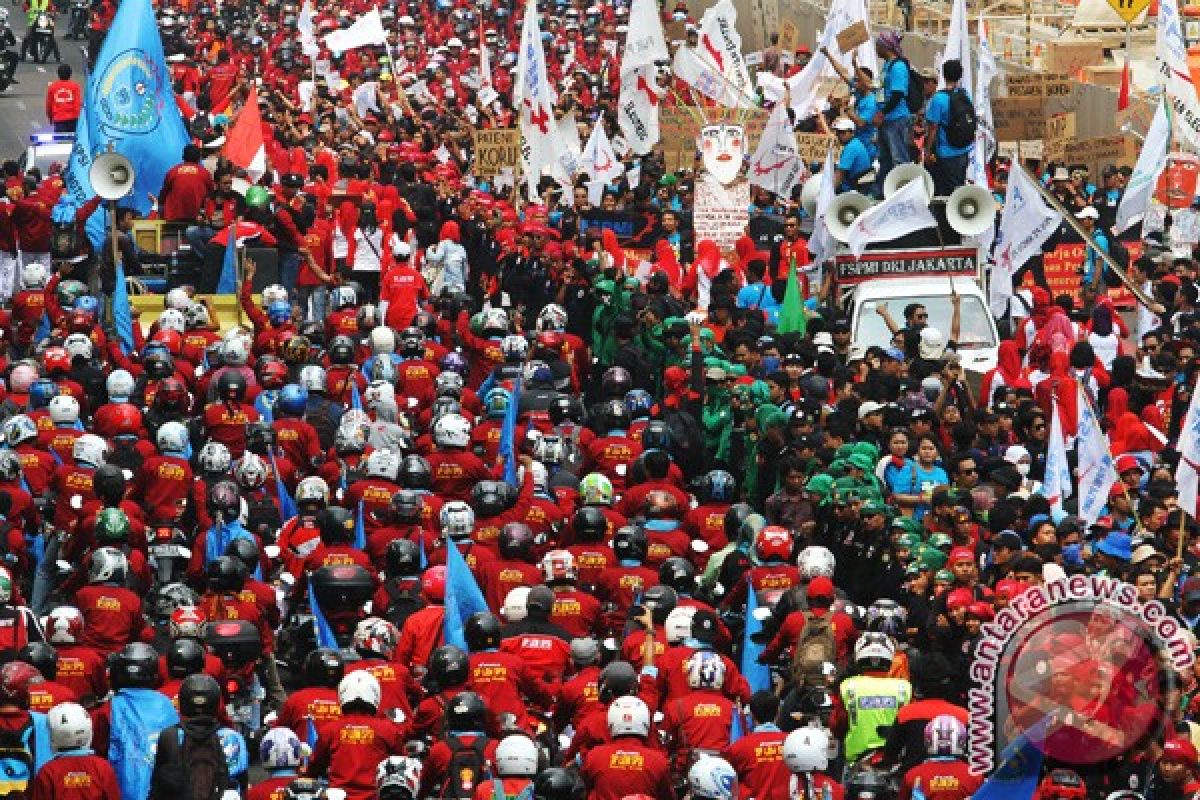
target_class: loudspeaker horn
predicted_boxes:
[826,191,874,243]
[946,184,997,237]
[883,163,934,201]
[89,152,135,200]
[800,175,822,217]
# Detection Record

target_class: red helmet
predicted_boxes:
[258,359,288,391]
[109,405,143,437]
[152,328,182,355]
[535,331,565,353]
[68,310,93,333]
[42,347,70,376]
[1164,738,1199,767]
[155,378,189,412]
[421,565,447,602]
[1035,769,1087,800]
[754,526,792,563]
[0,662,43,708]
[946,588,975,613]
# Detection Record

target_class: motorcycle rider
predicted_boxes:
[580,696,673,800]
[309,672,406,800]
[899,715,980,800]
[247,728,306,800]
[782,727,843,800]
[32,701,120,800]
[273,648,343,737]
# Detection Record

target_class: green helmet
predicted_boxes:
[917,545,948,571]
[96,507,130,543]
[244,185,271,208]
[56,280,87,309]
[934,569,956,584]
[929,533,954,551]
[469,312,486,337]
[898,532,924,551]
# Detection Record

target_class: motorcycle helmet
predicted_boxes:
[206,480,241,523]
[47,702,92,752]
[353,617,400,659]
[688,757,737,800]
[1,415,37,448]
[179,673,222,717]
[783,727,830,772]
[206,556,247,593]
[445,691,487,732]
[439,501,475,540]
[260,727,305,771]
[428,645,470,689]
[685,650,727,690]
[853,632,896,673]
[155,421,189,455]
[421,566,447,603]
[924,714,967,757]
[17,642,56,681]
[531,768,585,800]
[375,756,422,799]
[43,606,83,645]
[385,539,421,577]
[109,642,160,689]
[166,638,206,679]
[613,526,648,563]
[572,506,608,541]
[606,696,650,737]
[338,671,382,711]
[495,734,538,777]
[579,473,613,506]
[304,648,345,689]
[88,547,128,585]
[601,367,632,399]
[798,546,837,580]
[95,507,131,544]
[463,612,502,652]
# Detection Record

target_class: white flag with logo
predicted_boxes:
[580,122,624,184]
[845,178,936,260]
[1116,101,1171,233]
[809,146,838,266]
[324,7,387,55]
[617,0,667,153]
[1158,0,1200,151]
[671,0,755,108]
[298,0,319,58]
[939,0,972,91]
[1041,397,1071,515]
[514,0,564,198]
[1076,385,1119,525]
[747,102,805,197]
[990,166,1061,316]
[786,0,877,117]
[1177,377,1200,519]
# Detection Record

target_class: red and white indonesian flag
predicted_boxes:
[514,0,563,197]
[617,0,668,154]
[845,178,936,260]
[672,0,755,109]
[581,122,624,184]
[223,87,267,181]
[1177,377,1200,519]
[748,101,804,197]
[324,7,387,56]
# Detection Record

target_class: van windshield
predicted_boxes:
[857,295,997,351]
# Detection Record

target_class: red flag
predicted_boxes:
[1118,58,1131,111]
[222,87,267,180]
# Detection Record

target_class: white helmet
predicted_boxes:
[165,287,191,310]
[63,333,93,361]
[262,284,289,305]
[685,651,727,690]
[365,448,401,481]
[495,734,538,777]
[370,327,397,355]
[439,501,474,540]
[798,546,836,580]
[528,460,548,492]
[222,337,250,367]
[198,442,232,474]
[296,476,330,505]
[375,756,422,797]
[783,727,831,773]
[433,413,471,448]
[155,422,189,455]
[338,671,381,710]
[88,547,127,584]
[21,263,48,290]
[259,727,305,770]
[72,434,107,468]
[169,606,206,639]
[2,414,37,448]
[340,409,371,431]
[106,370,135,403]
[501,587,529,622]
[48,395,80,426]
[482,308,508,334]
[158,309,186,333]
[607,696,650,737]
[364,380,395,409]
[688,756,738,800]
[299,365,327,393]
[44,606,83,644]
[184,302,210,329]
[500,334,528,360]
[853,631,897,672]
[47,702,92,752]
[537,304,567,332]
[235,454,269,489]
[664,606,698,645]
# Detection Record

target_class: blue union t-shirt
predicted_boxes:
[926,88,974,158]
[882,58,912,122]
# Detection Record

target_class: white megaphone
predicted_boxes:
[946,184,998,237]
[826,191,874,244]
[89,152,135,200]
[800,175,822,217]
[883,163,934,201]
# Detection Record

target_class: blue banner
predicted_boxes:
[112,258,134,354]
[354,500,367,550]
[307,582,338,650]
[443,539,488,651]
[217,225,238,294]
[499,375,522,487]
[741,578,772,693]
[269,452,298,521]
[973,719,1047,800]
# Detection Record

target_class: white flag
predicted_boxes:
[991,166,1061,316]
[352,82,380,117]
[940,0,972,92]
[479,18,493,93]
[786,0,877,117]
[324,7,387,55]
[1116,101,1171,233]
[747,102,805,197]
[514,0,563,198]
[618,67,664,155]
[1041,397,1071,515]
[1076,385,1119,526]
[809,146,838,266]
[580,122,624,184]
[845,178,936,260]
[1177,377,1200,519]
[298,0,319,58]
[1158,0,1200,151]
[968,17,998,254]
[621,0,669,72]
[671,0,755,108]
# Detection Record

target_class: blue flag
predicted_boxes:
[307,581,339,650]
[269,452,298,521]
[305,716,318,751]
[499,375,522,487]
[444,539,488,651]
[418,530,428,570]
[354,500,367,550]
[217,225,238,295]
[61,0,189,248]
[112,259,134,354]
[729,706,744,745]
[972,719,1047,800]
[350,379,362,412]
[741,578,771,693]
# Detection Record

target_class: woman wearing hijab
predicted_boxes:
[979,341,1030,408]
[1034,351,1080,436]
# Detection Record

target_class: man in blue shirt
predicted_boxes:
[924,58,972,197]
[874,31,914,195]
[822,46,879,158]
[834,117,872,193]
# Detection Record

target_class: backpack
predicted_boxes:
[245,494,282,540]
[895,58,924,115]
[662,409,707,480]
[441,733,488,800]
[0,719,35,797]
[151,725,231,800]
[942,88,977,149]
[1102,233,1129,288]
[791,611,837,685]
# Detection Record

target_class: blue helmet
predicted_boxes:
[624,389,653,418]
[277,384,309,417]
[267,301,291,326]
[142,341,170,360]
[74,296,100,317]
[485,388,511,419]
[705,470,737,503]
[28,379,57,410]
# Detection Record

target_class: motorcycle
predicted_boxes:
[0,10,16,91]
[64,0,84,39]
[206,619,265,745]
[27,11,54,63]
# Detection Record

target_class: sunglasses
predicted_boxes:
[1032,424,1046,431]
[915,313,928,320]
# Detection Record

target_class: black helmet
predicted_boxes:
[109,642,160,689]
[601,367,632,399]
[224,537,259,575]
[245,420,275,454]
[463,611,502,652]
[166,638,206,679]
[532,768,586,800]
[329,335,356,365]
[641,584,677,624]
[179,673,222,717]
[498,522,534,560]
[641,420,670,451]
[216,370,247,402]
[659,557,696,595]
[526,585,554,619]
[427,645,469,690]
[206,555,247,593]
[547,395,583,426]
[598,661,637,703]
[600,399,629,431]
[385,539,421,577]
[389,490,423,524]
[400,455,432,490]
[206,480,241,522]
[471,481,508,518]
[724,503,754,540]
[414,311,437,337]
[444,690,487,733]
[17,642,56,680]
[144,352,174,381]
[92,464,126,506]
[317,506,356,544]
[613,526,647,563]
[846,771,893,800]
[303,648,345,688]
[572,506,608,542]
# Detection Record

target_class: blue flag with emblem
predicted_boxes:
[354,499,367,550]
[305,716,318,752]
[217,225,238,295]
[307,581,339,649]
[499,375,522,487]
[444,538,488,650]
[729,705,744,745]
[972,716,1048,800]
[112,258,134,354]
[61,0,189,248]
[741,577,771,693]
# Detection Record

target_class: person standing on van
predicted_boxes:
[924,59,975,197]
[874,32,917,194]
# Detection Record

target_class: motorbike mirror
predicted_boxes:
[690,540,709,554]
[263,545,281,560]
[752,606,772,623]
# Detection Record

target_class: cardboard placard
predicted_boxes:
[836,20,869,53]
[1043,40,1104,76]
[796,133,836,163]
[1005,73,1072,99]
[779,19,800,53]
[1044,112,1076,161]
[664,20,688,42]
[472,129,521,177]
[994,97,1046,141]
[1073,134,1137,175]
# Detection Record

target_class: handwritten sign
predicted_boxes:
[1005,73,1072,99]
[779,19,800,53]
[994,97,1046,141]
[694,178,751,252]
[836,20,869,53]
[473,129,521,177]
[796,133,836,164]
[1044,112,1076,161]
[1073,134,1137,175]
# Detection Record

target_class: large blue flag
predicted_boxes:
[61,0,189,247]
[112,258,134,354]
[741,578,772,693]
[307,582,339,650]
[217,225,238,294]
[444,539,488,651]
[729,706,744,745]
[973,718,1047,800]
[499,376,522,487]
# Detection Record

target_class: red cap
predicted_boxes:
[1163,738,1199,767]
[946,588,974,612]
[1114,454,1143,475]
[808,576,834,599]
[949,546,975,565]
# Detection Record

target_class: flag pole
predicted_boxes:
[234,217,244,330]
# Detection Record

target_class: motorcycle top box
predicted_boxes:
[205,620,263,668]
[311,565,375,613]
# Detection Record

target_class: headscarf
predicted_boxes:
[439,220,461,243]
[653,239,682,290]
[1105,388,1129,428]
[996,341,1030,389]
[1111,412,1166,454]
[695,239,723,279]
[1035,351,1078,435]
[876,30,903,55]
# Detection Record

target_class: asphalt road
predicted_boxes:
[0,2,88,159]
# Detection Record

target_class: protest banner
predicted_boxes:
[796,133,836,163]
[473,129,521,176]
[1073,134,1138,176]
[694,179,751,252]
[577,209,657,246]
[1023,235,1141,307]
[994,98,1046,141]
[836,20,869,53]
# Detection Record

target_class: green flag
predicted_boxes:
[777,264,806,335]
